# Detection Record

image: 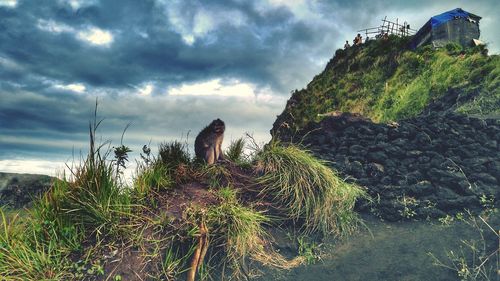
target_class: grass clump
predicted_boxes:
[52,117,132,238]
[202,163,233,189]
[158,141,191,170]
[208,187,269,262]
[255,142,366,236]
[225,138,246,163]
[207,187,300,278]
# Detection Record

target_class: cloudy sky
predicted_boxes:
[0,0,498,177]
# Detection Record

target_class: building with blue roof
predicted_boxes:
[411,8,481,49]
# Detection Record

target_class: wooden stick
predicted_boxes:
[186,235,203,281]
[197,221,209,271]
[187,219,209,281]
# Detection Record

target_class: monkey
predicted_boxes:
[194,118,225,164]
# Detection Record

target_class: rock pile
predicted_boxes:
[276,112,500,221]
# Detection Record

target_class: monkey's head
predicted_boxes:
[210,118,225,135]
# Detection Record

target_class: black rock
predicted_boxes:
[349,145,367,155]
[367,151,388,163]
[470,173,498,185]
[408,180,434,196]
[470,118,488,129]
[366,162,385,176]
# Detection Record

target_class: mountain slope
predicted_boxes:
[271,36,500,221]
[273,36,499,134]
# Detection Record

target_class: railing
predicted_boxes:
[357,16,418,39]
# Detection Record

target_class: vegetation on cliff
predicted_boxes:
[274,36,499,133]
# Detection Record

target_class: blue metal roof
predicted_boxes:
[430,8,474,28]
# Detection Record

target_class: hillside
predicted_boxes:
[273,36,499,134]
[0,119,366,280]
[271,36,500,222]
[0,172,53,208]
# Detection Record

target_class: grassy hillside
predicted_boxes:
[275,36,499,132]
[0,115,365,280]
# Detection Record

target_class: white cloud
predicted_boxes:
[37,19,74,33]
[37,20,113,47]
[55,83,86,93]
[0,56,23,71]
[164,2,247,45]
[0,159,66,177]
[0,0,17,8]
[59,0,98,10]
[169,79,256,98]
[138,84,153,96]
[77,28,113,46]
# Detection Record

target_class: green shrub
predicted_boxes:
[444,42,463,55]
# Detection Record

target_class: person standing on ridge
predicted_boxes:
[356,34,363,45]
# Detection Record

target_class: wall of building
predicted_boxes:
[431,18,480,48]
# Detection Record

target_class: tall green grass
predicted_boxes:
[54,116,132,237]
[0,106,134,280]
[158,141,191,169]
[134,163,173,198]
[0,209,73,280]
[255,142,366,236]
[225,138,246,163]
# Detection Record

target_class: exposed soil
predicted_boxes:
[96,162,258,281]
[92,182,219,281]
[157,182,219,220]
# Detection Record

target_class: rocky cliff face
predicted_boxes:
[0,172,53,208]
[276,111,500,221]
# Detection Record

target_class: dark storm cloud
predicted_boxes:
[0,0,330,92]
